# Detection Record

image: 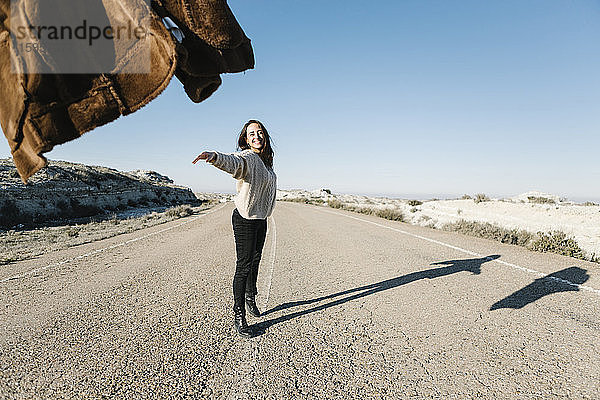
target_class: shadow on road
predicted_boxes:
[254,255,500,333]
[490,266,589,310]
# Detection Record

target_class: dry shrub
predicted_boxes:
[443,220,591,262]
[442,220,533,246]
[529,231,585,259]
[327,199,344,209]
[373,208,405,221]
[474,193,490,203]
[326,199,404,222]
[527,196,555,204]
[165,205,193,218]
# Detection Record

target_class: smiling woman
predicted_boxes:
[192,119,277,338]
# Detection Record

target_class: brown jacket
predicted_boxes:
[0,0,254,183]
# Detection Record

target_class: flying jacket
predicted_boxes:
[0,0,254,183]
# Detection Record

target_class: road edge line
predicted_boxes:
[315,207,600,296]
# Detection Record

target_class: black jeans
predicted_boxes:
[231,208,267,310]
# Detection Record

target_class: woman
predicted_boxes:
[192,120,277,338]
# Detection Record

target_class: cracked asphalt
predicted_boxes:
[1,201,599,399]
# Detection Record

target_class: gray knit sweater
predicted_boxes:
[209,149,277,219]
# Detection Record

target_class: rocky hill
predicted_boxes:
[0,159,199,229]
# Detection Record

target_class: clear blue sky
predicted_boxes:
[2,0,599,201]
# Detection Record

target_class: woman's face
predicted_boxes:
[246,123,264,152]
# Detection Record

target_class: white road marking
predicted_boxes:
[260,215,277,311]
[0,203,227,284]
[316,207,600,296]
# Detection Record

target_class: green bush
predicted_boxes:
[407,200,423,206]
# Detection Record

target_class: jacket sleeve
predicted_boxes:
[208,151,248,179]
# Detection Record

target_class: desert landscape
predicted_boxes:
[1,2,597,396]
[0,159,212,264]
[277,189,600,263]
[1,159,599,267]
[2,161,599,398]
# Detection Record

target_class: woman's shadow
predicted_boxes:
[489,266,589,310]
[252,255,501,333]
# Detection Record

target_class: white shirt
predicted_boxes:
[209,149,276,219]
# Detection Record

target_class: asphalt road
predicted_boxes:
[1,201,599,399]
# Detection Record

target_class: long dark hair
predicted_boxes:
[237,120,274,168]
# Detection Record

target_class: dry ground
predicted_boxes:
[1,201,599,399]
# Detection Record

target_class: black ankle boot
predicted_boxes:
[245,294,261,317]
[233,306,253,338]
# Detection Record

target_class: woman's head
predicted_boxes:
[237,120,274,168]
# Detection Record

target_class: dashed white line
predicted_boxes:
[0,203,227,284]
[261,215,277,311]
[316,207,600,296]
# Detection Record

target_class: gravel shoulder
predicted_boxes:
[0,203,214,265]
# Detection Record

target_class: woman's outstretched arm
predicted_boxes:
[192,151,216,164]
[192,150,248,179]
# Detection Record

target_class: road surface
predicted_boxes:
[1,201,599,399]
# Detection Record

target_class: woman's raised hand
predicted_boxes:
[192,151,216,164]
